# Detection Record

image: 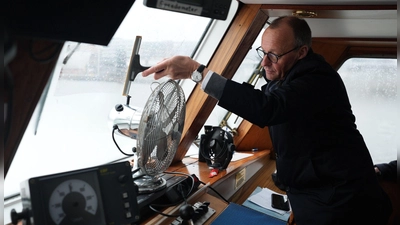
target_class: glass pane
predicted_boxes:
[338,58,397,164]
[203,27,266,134]
[5,2,211,198]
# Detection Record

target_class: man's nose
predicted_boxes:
[261,55,271,67]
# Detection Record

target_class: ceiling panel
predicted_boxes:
[239,0,396,5]
[242,1,397,39]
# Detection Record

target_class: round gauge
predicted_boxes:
[48,179,98,225]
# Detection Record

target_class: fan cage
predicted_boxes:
[137,79,186,176]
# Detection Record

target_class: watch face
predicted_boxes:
[192,71,202,82]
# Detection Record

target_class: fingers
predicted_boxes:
[143,67,168,80]
[153,69,168,80]
[142,58,168,77]
[142,65,162,77]
[141,56,197,80]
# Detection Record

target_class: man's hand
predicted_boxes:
[142,56,200,80]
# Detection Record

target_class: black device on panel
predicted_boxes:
[136,173,201,220]
[199,125,235,170]
[143,0,232,20]
[5,0,135,46]
[11,161,140,225]
[271,193,290,211]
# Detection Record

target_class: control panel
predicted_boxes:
[13,161,140,225]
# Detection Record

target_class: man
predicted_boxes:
[142,16,392,225]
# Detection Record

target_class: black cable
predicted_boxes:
[148,174,230,220]
[148,184,192,218]
[148,184,188,217]
[200,181,230,204]
[132,167,140,175]
[148,204,181,218]
[178,183,188,204]
[112,125,135,157]
[163,171,195,198]
[148,172,195,218]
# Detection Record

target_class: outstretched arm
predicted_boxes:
[141,55,226,101]
[141,56,210,82]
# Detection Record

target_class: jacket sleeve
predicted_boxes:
[217,63,350,127]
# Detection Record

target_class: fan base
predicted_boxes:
[134,175,167,194]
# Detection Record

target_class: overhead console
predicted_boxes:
[5,0,136,46]
[143,0,232,20]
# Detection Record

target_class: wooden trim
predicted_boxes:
[334,46,397,70]
[260,4,397,10]
[169,150,271,187]
[312,38,397,69]
[234,120,273,152]
[312,38,397,47]
[311,40,348,68]
[230,158,283,205]
[346,46,397,58]
[172,4,269,163]
[4,39,63,176]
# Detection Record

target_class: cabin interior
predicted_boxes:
[4,0,398,224]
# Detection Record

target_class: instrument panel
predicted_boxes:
[18,161,140,225]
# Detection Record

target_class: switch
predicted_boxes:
[118,174,128,183]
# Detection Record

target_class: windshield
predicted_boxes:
[4,1,233,199]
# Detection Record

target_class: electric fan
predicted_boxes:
[134,79,186,193]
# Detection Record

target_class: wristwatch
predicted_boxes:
[191,64,205,83]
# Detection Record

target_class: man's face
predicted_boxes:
[260,24,301,81]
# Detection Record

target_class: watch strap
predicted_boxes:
[197,64,205,73]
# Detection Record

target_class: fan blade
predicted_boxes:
[156,135,168,161]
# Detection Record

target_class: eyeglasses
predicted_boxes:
[256,46,299,63]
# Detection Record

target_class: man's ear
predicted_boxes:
[298,45,309,60]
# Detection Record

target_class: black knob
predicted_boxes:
[179,204,194,221]
[115,104,124,112]
[118,174,128,183]
[11,208,30,225]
